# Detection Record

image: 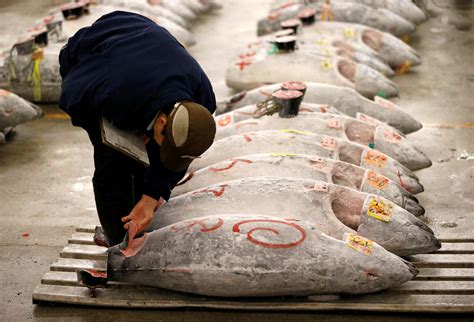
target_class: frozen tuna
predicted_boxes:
[151,177,439,255]
[258,1,415,36]
[103,214,417,296]
[216,82,422,134]
[215,113,432,171]
[226,42,399,98]
[173,153,424,216]
[190,130,423,194]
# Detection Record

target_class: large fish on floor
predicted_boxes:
[258,1,415,37]
[173,153,424,216]
[215,113,431,171]
[190,130,424,194]
[216,82,422,134]
[95,214,418,296]
[0,89,43,142]
[151,177,439,255]
[226,41,399,98]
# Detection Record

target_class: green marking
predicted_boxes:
[369,143,375,149]
[267,43,278,55]
[375,91,387,99]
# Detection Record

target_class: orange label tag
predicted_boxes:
[363,150,388,168]
[216,114,233,127]
[366,171,389,190]
[345,233,373,255]
[367,197,392,223]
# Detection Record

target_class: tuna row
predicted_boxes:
[226,2,424,97]
[0,0,221,142]
[83,80,438,298]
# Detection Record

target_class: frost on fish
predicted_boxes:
[108,214,417,296]
[226,45,399,98]
[216,82,422,134]
[150,177,438,256]
[214,113,431,171]
[191,130,423,194]
[172,153,424,216]
[258,1,415,36]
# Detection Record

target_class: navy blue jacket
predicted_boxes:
[59,11,216,201]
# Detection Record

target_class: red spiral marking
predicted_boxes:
[232,219,306,249]
[209,159,253,172]
[243,134,252,142]
[193,184,227,197]
[172,217,224,233]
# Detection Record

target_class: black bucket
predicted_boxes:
[275,29,295,37]
[280,19,301,34]
[61,2,85,20]
[13,37,36,55]
[298,8,316,26]
[281,81,307,96]
[274,35,297,52]
[272,90,304,118]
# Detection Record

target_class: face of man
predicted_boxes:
[152,112,168,146]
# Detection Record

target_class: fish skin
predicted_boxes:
[150,177,438,256]
[216,82,422,134]
[226,49,399,98]
[157,0,198,21]
[0,89,43,130]
[214,113,431,171]
[108,214,417,296]
[190,130,424,195]
[258,1,415,36]
[172,153,425,216]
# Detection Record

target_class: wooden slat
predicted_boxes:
[42,271,79,286]
[50,258,106,272]
[76,225,97,233]
[391,281,474,294]
[32,284,474,313]
[69,232,95,245]
[408,254,474,268]
[416,268,474,281]
[435,243,474,254]
[60,244,107,260]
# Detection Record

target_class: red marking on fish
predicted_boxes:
[383,129,402,143]
[171,217,224,233]
[86,269,107,278]
[236,60,252,71]
[209,159,253,172]
[397,171,412,193]
[217,114,233,127]
[120,222,148,258]
[193,184,228,197]
[243,134,253,142]
[239,51,256,59]
[259,90,273,97]
[236,121,258,130]
[364,269,379,280]
[232,219,306,249]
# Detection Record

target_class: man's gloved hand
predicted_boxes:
[121,195,164,233]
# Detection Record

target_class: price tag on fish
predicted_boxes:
[311,182,328,193]
[321,136,337,150]
[382,129,403,143]
[367,197,392,222]
[344,233,373,255]
[374,96,396,110]
[327,118,342,129]
[363,149,388,168]
[365,171,389,190]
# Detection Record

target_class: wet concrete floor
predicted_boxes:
[0,0,473,320]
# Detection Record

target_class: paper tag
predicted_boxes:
[216,113,233,127]
[343,28,355,39]
[367,197,393,222]
[382,129,402,143]
[281,129,312,136]
[321,60,333,70]
[327,118,342,129]
[374,96,396,110]
[312,182,329,193]
[366,171,389,190]
[363,150,388,168]
[344,233,373,255]
[320,136,337,150]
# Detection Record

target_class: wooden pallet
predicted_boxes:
[32,225,474,313]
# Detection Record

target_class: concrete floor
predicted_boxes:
[0,0,473,321]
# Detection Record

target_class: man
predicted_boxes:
[59,11,216,246]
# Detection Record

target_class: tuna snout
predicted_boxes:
[403,196,426,217]
[401,258,419,277]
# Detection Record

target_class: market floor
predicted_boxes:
[0,0,473,321]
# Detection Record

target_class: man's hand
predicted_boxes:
[121,195,163,233]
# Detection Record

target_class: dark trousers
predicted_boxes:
[85,120,146,246]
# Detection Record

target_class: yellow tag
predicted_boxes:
[343,28,355,39]
[269,153,300,157]
[367,197,392,222]
[321,60,332,70]
[345,233,373,255]
[315,38,328,46]
[281,129,312,136]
